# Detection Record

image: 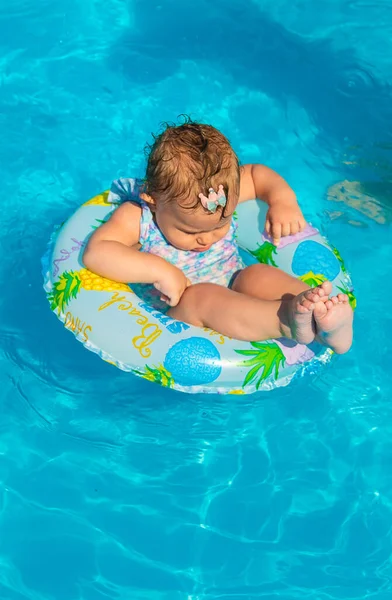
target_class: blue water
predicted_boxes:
[1,0,392,598]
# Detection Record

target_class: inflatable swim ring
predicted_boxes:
[42,185,355,395]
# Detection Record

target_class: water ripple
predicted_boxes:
[337,63,377,97]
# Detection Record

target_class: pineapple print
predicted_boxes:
[134,364,174,388]
[235,341,286,390]
[299,271,327,287]
[292,240,340,281]
[250,241,278,267]
[48,268,132,314]
[83,190,120,207]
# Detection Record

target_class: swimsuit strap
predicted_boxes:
[108,177,144,204]
[138,200,158,246]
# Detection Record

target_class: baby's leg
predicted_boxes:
[232,264,308,299]
[168,282,328,345]
[232,265,353,353]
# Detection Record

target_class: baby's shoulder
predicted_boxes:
[111,199,142,224]
[97,201,142,249]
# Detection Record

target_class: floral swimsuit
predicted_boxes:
[108,178,245,310]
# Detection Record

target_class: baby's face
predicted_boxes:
[155,200,233,252]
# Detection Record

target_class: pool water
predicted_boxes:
[1,0,392,598]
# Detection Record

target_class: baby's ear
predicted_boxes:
[140,192,156,209]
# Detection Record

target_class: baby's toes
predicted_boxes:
[313,300,328,318]
[305,290,321,303]
[337,293,348,303]
[306,290,329,304]
[300,298,315,312]
[320,281,333,296]
[325,299,334,310]
[315,286,327,299]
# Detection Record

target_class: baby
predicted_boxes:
[84,120,353,354]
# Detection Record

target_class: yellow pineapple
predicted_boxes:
[48,268,132,314]
[134,364,174,388]
[83,190,119,207]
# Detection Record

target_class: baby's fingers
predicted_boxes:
[167,294,180,307]
[299,217,307,231]
[290,221,299,235]
[265,219,271,235]
[272,222,282,246]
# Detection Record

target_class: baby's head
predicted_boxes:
[141,120,240,252]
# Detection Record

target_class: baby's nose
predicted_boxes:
[197,233,214,246]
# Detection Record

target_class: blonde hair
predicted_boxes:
[144,118,240,215]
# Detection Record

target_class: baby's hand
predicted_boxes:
[265,202,306,246]
[154,265,190,307]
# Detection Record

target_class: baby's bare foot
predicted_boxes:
[314,293,353,354]
[289,281,332,344]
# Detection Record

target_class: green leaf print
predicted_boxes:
[91,217,109,230]
[47,271,81,314]
[337,285,357,310]
[235,342,285,389]
[299,271,327,287]
[250,242,278,267]
[330,245,347,273]
[133,364,174,388]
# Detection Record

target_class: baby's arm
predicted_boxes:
[239,164,306,246]
[83,202,188,306]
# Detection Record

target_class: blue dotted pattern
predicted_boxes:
[292,241,340,280]
[164,337,222,386]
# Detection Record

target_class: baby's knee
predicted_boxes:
[167,284,208,327]
[231,264,264,291]
[167,283,220,328]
